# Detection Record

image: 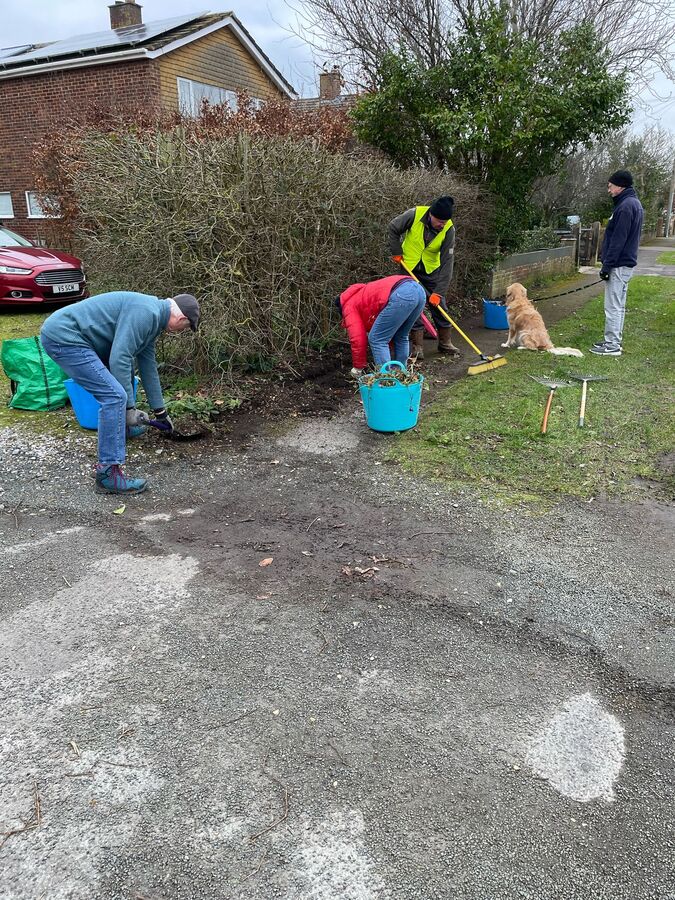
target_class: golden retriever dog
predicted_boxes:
[501,283,583,357]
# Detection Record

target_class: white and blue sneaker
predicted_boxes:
[589,343,622,356]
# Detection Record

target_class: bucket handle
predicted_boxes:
[379,361,407,374]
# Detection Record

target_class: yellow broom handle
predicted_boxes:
[398,259,484,357]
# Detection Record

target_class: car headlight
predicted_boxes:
[0,265,34,275]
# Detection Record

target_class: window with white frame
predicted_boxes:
[0,193,14,218]
[177,77,237,116]
[25,191,59,219]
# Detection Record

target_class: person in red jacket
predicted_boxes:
[338,274,426,375]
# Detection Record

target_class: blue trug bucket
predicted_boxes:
[483,298,509,329]
[64,377,138,430]
[358,361,424,433]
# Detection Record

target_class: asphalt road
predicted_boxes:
[0,404,673,900]
[0,240,673,898]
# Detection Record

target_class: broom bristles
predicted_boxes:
[467,356,508,376]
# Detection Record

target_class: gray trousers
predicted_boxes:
[604,266,633,348]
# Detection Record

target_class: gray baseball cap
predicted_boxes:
[173,293,200,331]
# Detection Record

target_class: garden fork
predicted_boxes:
[567,373,609,427]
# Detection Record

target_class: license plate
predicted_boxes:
[52,282,80,294]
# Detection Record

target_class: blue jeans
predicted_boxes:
[369,280,426,367]
[604,266,633,348]
[41,336,127,467]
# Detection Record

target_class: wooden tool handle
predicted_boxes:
[541,389,554,434]
[578,380,588,427]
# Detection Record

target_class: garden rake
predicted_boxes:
[398,260,507,375]
[567,373,608,427]
[529,376,573,434]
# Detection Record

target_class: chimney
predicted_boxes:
[109,1,143,30]
[319,66,342,101]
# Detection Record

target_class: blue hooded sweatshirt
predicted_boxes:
[600,187,644,269]
[41,291,170,409]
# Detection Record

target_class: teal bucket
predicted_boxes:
[483,298,509,329]
[358,361,424,433]
[64,377,138,430]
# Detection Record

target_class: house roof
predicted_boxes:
[0,11,296,96]
[294,94,358,112]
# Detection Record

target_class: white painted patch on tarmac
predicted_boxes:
[526,693,625,802]
[278,418,362,456]
[0,551,200,898]
[140,512,173,522]
[288,808,389,899]
[5,526,85,555]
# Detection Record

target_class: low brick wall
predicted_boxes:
[487,246,576,298]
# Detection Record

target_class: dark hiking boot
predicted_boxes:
[410,330,425,360]
[95,464,148,495]
[437,327,461,358]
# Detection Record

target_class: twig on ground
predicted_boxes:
[204,709,256,731]
[408,530,452,539]
[306,516,320,532]
[62,575,72,587]
[238,845,270,884]
[249,759,289,843]
[0,781,42,851]
[328,740,348,766]
[315,628,328,654]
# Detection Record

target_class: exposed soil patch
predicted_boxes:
[208,343,356,448]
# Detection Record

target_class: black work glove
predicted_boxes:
[152,408,174,432]
[599,268,610,281]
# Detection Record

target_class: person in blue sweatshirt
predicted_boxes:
[590,170,644,356]
[41,291,200,495]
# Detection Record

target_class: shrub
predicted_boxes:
[514,226,561,253]
[36,111,494,375]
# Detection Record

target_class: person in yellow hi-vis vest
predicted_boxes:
[388,195,460,360]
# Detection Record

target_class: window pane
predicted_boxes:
[177,77,238,115]
[26,191,58,218]
[0,193,13,217]
[177,77,194,115]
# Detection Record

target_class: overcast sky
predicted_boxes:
[1,0,320,95]
[2,0,674,120]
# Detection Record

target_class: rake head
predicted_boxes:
[566,373,609,383]
[528,376,573,389]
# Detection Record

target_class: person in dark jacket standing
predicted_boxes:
[389,196,460,360]
[590,170,644,356]
[41,291,199,495]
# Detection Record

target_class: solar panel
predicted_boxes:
[0,45,34,61]
[0,12,208,68]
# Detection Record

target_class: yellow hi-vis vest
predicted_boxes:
[401,206,453,275]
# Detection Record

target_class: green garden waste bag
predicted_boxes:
[1,335,67,411]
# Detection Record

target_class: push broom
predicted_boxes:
[398,261,507,376]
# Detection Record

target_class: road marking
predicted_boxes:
[5,526,85,555]
[526,692,625,802]
[288,809,389,899]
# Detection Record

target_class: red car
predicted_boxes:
[0,225,87,306]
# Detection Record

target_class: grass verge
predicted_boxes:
[394,276,675,505]
[656,251,675,265]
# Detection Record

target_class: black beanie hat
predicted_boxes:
[429,195,455,220]
[608,169,633,188]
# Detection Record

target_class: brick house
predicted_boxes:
[0,1,296,243]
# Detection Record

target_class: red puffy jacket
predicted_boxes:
[340,275,411,368]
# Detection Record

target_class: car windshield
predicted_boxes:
[0,226,33,248]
